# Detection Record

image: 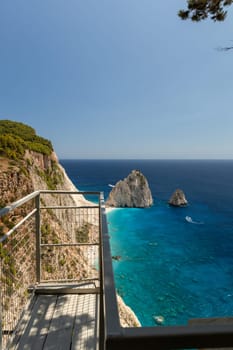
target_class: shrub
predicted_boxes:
[75,223,91,243]
[0,120,53,158]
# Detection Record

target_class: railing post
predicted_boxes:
[99,192,105,350]
[35,192,41,283]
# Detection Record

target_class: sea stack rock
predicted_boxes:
[106,170,153,208]
[169,189,188,207]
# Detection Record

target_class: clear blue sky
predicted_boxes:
[1,1,233,159]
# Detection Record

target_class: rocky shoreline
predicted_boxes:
[117,295,141,327]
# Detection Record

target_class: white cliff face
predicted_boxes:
[106,170,153,208]
[169,189,188,207]
[25,150,58,171]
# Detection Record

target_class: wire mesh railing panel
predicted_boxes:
[0,209,36,349]
[40,204,100,283]
[41,245,99,282]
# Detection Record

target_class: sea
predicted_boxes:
[60,159,233,327]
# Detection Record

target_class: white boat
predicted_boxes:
[185,216,193,223]
[185,216,203,224]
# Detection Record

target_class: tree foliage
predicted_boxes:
[0,120,53,159]
[0,134,25,160]
[178,0,233,21]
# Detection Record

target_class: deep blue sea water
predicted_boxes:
[60,159,233,326]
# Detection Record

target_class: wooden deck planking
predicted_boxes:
[43,294,78,350]
[14,295,57,350]
[71,294,99,350]
[11,292,99,350]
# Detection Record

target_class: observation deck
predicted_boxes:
[0,191,233,350]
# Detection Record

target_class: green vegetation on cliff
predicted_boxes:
[0,120,53,159]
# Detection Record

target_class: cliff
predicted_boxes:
[169,189,188,207]
[117,295,141,327]
[0,120,140,327]
[106,170,153,208]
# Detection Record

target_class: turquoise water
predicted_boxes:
[108,204,233,326]
[61,159,233,326]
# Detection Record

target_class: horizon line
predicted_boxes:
[59,158,233,161]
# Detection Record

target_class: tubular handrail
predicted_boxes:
[39,190,101,195]
[40,205,99,209]
[0,208,37,243]
[100,194,121,336]
[105,323,233,349]
[0,191,40,218]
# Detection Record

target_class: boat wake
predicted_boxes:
[185,216,203,224]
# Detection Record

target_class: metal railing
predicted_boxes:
[0,190,102,349]
[1,190,233,349]
[101,201,233,349]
